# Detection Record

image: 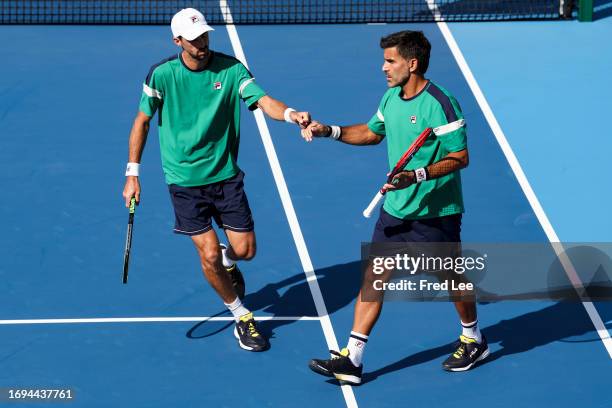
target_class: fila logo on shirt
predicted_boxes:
[410,115,417,124]
[213,82,222,90]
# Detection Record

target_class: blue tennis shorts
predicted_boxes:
[371,208,462,243]
[168,170,254,236]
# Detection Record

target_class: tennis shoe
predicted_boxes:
[234,313,269,352]
[309,348,363,385]
[442,335,489,371]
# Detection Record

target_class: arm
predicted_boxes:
[122,111,151,207]
[256,95,311,128]
[426,148,469,178]
[301,121,384,145]
[384,148,469,190]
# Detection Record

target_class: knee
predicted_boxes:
[231,242,256,261]
[198,246,222,271]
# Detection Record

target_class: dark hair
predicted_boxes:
[380,30,431,74]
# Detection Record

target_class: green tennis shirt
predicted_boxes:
[367,81,468,220]
[139,51,266,186]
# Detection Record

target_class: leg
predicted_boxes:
[224,229,257,261]
[213,171,256,297]
[215,171,256,299]
[351,209,404,336]
[167,183,238,303]
[426,215,488,371]
[352,295,384,336]
[309,209,402,385]
[453,299,477,323]
[191,229,268,351]
[308,255,394,385]
[168,179,268,352]
[214,170,255,261]
[190,229,237,304]
[219,229,256,300]
[352,260,391,335]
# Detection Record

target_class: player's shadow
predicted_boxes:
[360,301,612,384]
[186,260,363,340]
[186,260,612,383]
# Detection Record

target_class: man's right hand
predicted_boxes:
[123,176,141,207]
[301,120,331,142]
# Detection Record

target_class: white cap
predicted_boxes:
[171,8,214,41]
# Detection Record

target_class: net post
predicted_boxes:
[578,0,594,21]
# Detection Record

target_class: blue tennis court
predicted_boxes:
[1,2,611,407]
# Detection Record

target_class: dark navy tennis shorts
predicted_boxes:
[371,207,462,243]
[168,170,254,236]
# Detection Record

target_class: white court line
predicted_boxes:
[0,316,319,325]
[219,2,358,406]
[426,1,612,358]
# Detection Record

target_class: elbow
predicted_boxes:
[135,113,151,130]
[256,95,271,114]
[368,134,384,145]
[137,120,150,135]
[458,150,469,169]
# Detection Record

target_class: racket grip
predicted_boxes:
[363,191,385,218]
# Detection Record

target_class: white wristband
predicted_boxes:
[125,162,140,177]
[415,167,427,183]
[329,125,342,140]
[284,108,296,123]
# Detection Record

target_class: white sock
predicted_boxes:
[347,331,368,367]
[224,297,250,322]
[461,320,482,343]
[220,244,235,268]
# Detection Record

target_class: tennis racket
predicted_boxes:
[122,197,136,284]
[362,119,465,218]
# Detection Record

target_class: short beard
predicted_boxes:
[397,71,411,88]
[188,47,209,61]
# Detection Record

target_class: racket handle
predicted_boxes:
[363,191,385,218]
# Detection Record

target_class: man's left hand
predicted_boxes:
[384,171,416,191]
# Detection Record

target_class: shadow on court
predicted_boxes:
[185,260,363,340]
[184,260,612,384]
[358,301,612,384]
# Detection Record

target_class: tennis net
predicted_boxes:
[0,1,577,24]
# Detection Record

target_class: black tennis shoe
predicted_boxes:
[442,335,490,371]
[309,348,363,385]
[234,313,269,352]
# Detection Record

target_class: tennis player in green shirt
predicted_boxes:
[305,30,488,384]
[122,8,310,352]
